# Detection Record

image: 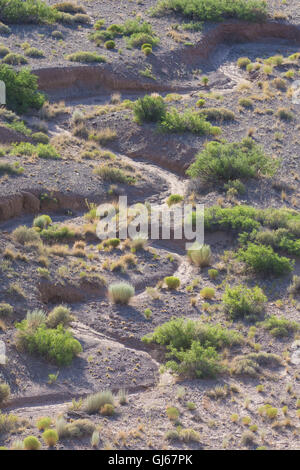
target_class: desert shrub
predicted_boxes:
[159,108,220,135]
[222,285,267,320]
[102,238,120,249]
[237,57,251,68]
[0,65,45,113]
[63,419,95,437]
[143,317,241,377]
[23,436,41,450]
[166,341,223,378]
[33,214,52,230]
[187,243,212,267]
[83,390,114,414]
[237,243,294,276]
[24,47,44,58]
[276,108,294,121]
[239,98,253,108]
[127,32,159,48]
[204,205,260,232]
[105,40,115,49]
[272,77,287,91]
[166,194,183,206]
[151,0,268,22]
[0,412,19,434]
[198,107,235,122]
[166,406,179,420]
[40,225,74,241]
[32,132,49,144]
[123,18,154,36]
[36,417,51,431]
[73,13,90,24]
[232,352,281,376]
[260,315,299,337]
[0,0,58,24]
[51,30,63,39]
[187,138,278,184]
[164,276,180,290]
[200,287,215,299]
[0,383,10,404]
[143,317,242,350]
[2,52,27,64]
[42,429,58,447]
[47,305,74,328]
[12,225,40,245]
[93,165,134,184]
[66,51,106,63]
[15,322,82,366]
[26,310,46,329]
[108,282,135,304]
[53,2,85,13]
[133,94,166,123]
[241,430,256,446]
[0,161,24,175]
[0,303,13,318]
[208,269,218,280]
[91,430,100,448]
[37,143,60,159]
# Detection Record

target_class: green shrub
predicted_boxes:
[24,47,44,58]
[33,214,52,229]
[15,322,82,366]
[0,22,11,34]
[42,429,58,447]
[102,238,121,248]
[0,161,24,175]
[105,40,115,49]
[127,32,159,48]
[198,107,235,122]
[133,94,166,123]
[223,285,267,320]
[31,132,49,144]
[36,417,51,431]
[83,390,114,414]
[166,194,184,207]
[159,108,220,135]
[0,383,10,404]
[108,282,135,304]
[0,65,45,113]
[276,107,294,121]
[40,225,74,241]
[0,45,10,57]
[164,276,180,290]
[260,315,299,337]
[100,403,115,416]
[53,2,85,13]
[239,98,253,108]
[93,165,134,184]
[187,243,212,267]
[166,406,179,420]
[66,51,106,63]
[151,0,268,22]
[237,243,294,276]
[200,287,215,299]
[37,143,60,159]
[237,57,251,68]
[208,269,218,280]
[0,0,58,24]
[2,52,27,64]
[23,436,41,450]
[47,305,74,328]
[12,225,40,244]
[187,138,278,184]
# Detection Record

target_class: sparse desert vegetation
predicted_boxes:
[0,0,299,454]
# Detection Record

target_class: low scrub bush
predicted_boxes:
[12,225,40,244]
[151,0,268,22]
[0,303,13,318]
[0,383,10,404]
[2,52,27,64]
[0,0,58,24]
[0,65,45,113]
[200,287,215,299]
[46,305,74,328]
[260,315,299,337]
[42,429,58,447]
[237,243,294,276]
[187,138,278,184]
[23,436,41,450]
[108,282,135,304]
[133,94,166,123]
[36,417,51,431]
[66,51,106,63]
[83,390,114,414]
[33,214,52,230]
[164,276,180,290]
[159,108,221,135]
[222,285,267,321]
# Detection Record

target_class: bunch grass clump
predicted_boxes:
[108,282,135,304]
